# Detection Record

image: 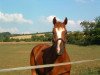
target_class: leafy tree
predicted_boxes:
[80,16,100,45]
[0,32,11,42]
[92,16,100,44]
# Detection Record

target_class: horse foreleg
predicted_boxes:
[60,71,70,75]
[30,51,37,75]
[31,69,37,75]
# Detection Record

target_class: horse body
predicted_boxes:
[30,17,71,75]
[30,44,70,75]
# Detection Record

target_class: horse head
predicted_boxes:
[52,17,68,55]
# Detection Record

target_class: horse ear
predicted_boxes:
[63,17,68,25]
[53,17,57,25]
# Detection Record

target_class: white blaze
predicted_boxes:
[55,28,65,53]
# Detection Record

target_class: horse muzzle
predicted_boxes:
[56,38,65,55]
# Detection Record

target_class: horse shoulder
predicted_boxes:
[32,44,50,55]
[31,44,50,74]
[32,44,50,64]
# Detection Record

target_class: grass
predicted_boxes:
[0,42,100,75]
[67,44,100,75]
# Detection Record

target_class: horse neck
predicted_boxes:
[51,42,66,54]
[51,43,57,55]
[52,41,66,49]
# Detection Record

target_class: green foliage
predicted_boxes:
[31,35,44,41]
[45,32,53,41]
[80,16,100,45]
[0,32,11,42]
[31,32,53,42]
[67,31,85,45]
[67,16,100,45]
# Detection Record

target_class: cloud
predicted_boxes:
[45,16,83,31]
[38,15,83,31]
[0,12,33,24]
[46,15,60,22]
[67,19,83,31]
[0,27,19,33]
[68,20,76,25]
[38,15,60,24]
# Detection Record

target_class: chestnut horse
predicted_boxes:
[30,17,71,75]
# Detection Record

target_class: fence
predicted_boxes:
[0,59,100,72]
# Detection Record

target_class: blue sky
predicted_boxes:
[0,0,100,34]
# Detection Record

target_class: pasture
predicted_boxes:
[0,42,100,75]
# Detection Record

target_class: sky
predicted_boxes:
[0,0,100,34]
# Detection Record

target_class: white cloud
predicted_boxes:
[68,20,76,25]
[0,12,33,24]
[46,15,83,31]
[46,15,60,22]
[67,20,83,31]
[0,27,19,33]
[38,15,60,24]
[77,20,82,24]
[38,15,83,31]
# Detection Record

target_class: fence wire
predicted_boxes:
[0,59,100,72]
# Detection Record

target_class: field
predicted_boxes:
[10,33,45,40]
[0,42,100,75]
[10,35,32,39]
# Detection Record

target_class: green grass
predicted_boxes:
[66,44,100,75]
[0,42,100,75]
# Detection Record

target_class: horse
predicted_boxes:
[30,17,71,75]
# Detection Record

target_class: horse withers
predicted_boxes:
[30,17,71,75]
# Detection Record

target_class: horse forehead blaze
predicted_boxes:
[55,28,65,38]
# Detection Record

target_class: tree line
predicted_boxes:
[0,16,100,45]
[68,16,100,45]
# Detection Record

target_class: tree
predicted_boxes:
[0,32,11,42]
[92,16,100,44]
[80,16,100,45]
